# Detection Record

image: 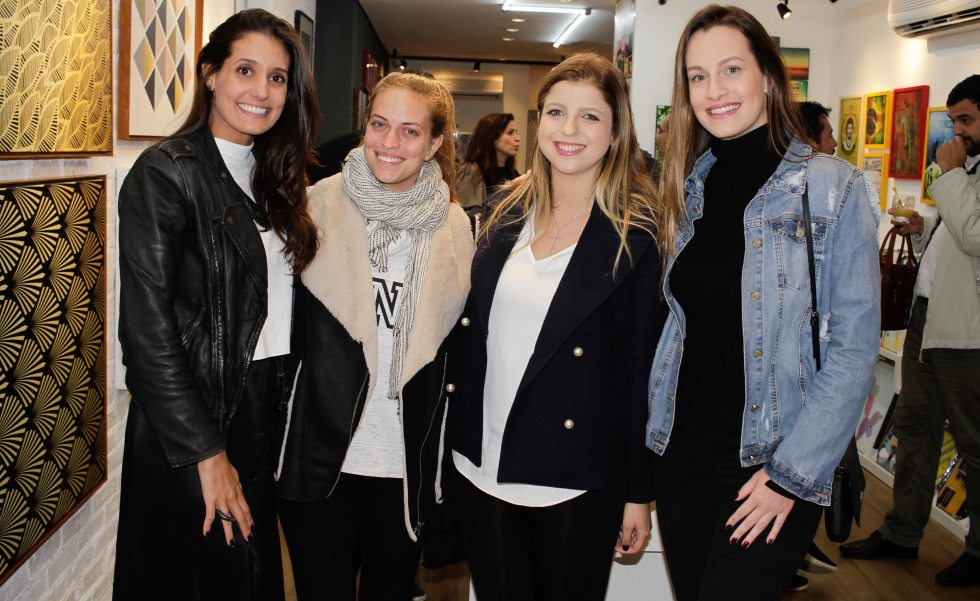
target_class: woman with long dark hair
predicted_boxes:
[114,9,318,600]
[274,72,473,601]
[646,6,879,600]
[457,112,521,217]
[447,53,663,600]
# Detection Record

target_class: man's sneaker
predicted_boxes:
[839,531,918,560]
[935,552,980,587]
[787,573,809,592]
[801,542,838,573]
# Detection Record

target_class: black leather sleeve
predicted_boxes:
[118,148,225,468]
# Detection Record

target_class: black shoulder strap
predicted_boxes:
[801,187,821,371]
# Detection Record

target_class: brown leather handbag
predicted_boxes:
[879,226,918,331]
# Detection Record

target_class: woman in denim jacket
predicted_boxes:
[646,6,880,600]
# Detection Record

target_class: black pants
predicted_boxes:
[277,474,421,601]
[454,469,623,601]
[113,356,287,601]
[655,446,823,601]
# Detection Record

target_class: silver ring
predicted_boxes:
[215,509,235,522]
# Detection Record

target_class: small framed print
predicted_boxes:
[863,91,892,150]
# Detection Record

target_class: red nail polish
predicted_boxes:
[730,537,737,545]
[742,540,750,548]
[766,538,774,544]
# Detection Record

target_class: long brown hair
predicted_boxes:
[178,8,319,272]
[485,53,656,269]
[366,72,458,201]
[464,112,516,183]
[657,4,804,267]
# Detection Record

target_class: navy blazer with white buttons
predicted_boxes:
[446,203,666,503]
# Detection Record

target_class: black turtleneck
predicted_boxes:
[668,124,784,460]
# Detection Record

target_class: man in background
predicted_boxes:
[799,101,838,155]
[840,74,980,589]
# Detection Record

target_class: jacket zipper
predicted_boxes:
[325,371,370,497]
[178,304,208,347]
[413,353,449,537]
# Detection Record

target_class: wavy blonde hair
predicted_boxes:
[484,53,657,269]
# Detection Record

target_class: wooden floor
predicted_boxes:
[281,468,976,600]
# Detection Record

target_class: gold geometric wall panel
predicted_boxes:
[0,176,107,585]
[0,1,113,158]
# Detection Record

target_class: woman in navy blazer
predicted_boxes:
[445,53,665,601]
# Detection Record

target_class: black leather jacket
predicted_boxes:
[118,126,268,468]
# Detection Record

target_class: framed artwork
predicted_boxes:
[0,175,108,585]
[863,91,892,149]
[921,106,955,204]
[353,88,369,132]
[295,10,314,69]
[790,80,808,102]
[0,1,112,158]
[889,85,930,180]
[862,152,889,211]
[780,47,809,80]
[656,105,672,130]
[614,0,635,79]
[363,51,381,93]
[119,0,204,140]
[855,361,896,459]
[838,96,862,166]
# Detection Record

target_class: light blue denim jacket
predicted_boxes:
[646,139,881,505]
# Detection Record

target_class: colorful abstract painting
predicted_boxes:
[0,0,112,158]
[119,0,203,139]
[780,47,809,80]
[838,96,862,166]
[864,91,891,149]
[889,85,930,179]
[0,176,107,585]
[921,107,955,204]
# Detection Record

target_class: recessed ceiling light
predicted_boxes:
[511,18,525,22]
[502,37,514,41]
[506,27,519,32]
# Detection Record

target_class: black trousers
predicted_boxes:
[277,473,421,601]
[654,445,823,601]
[113,356,287,601]
[454,468,623,601]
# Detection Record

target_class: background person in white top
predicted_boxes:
[115,10,319,601]
[447,53,664,601]
[275,72,474,601]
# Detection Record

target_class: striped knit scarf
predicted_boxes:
[342,146,450,399]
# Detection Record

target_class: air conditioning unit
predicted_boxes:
[888,0,980,38]
[431,71,504,97]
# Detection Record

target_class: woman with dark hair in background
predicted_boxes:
[457,112,521,218]
[114,9,318,600]
[275,71,473,601]
[646,5,879,600]
[447,53,663,600]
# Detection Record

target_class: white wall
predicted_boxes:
[0,1,309,599]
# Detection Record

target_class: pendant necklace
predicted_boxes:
[547,201,592,255]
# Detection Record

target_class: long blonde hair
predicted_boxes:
[657,5,805,266]
[367,72,459,201]
[484,53,657,269]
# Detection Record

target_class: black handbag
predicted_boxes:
[800,188,864,543]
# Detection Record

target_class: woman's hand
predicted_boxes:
[198,451,253,545]
[617,502,652,555]
[726,470,794,548]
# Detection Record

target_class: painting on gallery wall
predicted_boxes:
[862,153,889,211]
[863,91,891,150]
[921,107,955,204]
[0,176,108,585]
[295,10,314,69]
[838,96,862,166]
[889,85,930,180]
[0,1,112,158]
[780,47,808,101]
[614,0,635,80]
[119,0,204,140]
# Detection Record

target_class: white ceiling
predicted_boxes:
[358,0,617,63]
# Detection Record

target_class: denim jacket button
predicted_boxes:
[750,291,761,301]
[751,403,759,411]
[753,349,763,359]
[752,239,762,249]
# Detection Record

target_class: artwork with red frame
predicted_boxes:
[888,85,930,179]
[363,51,381,93]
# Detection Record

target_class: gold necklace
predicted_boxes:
[547,202,592,254]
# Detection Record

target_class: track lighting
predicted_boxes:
[777,1,792,19]
[473,61,481,72]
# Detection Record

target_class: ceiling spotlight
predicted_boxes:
[777,1,792,19]
[473,61,481,72]
[502,37,514,41]
[399,59,407,70]
[511,18,525,22]
[506,27,519,32]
